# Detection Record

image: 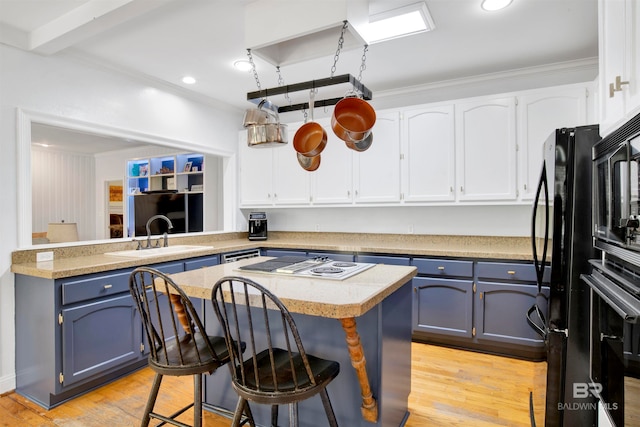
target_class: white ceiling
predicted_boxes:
[0,0,599,151]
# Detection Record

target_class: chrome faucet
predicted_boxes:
[143,215,173,249]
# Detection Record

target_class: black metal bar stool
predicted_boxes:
[129,267,252,427]
[210,275,340,427]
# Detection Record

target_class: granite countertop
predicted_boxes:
[11,231,533,279]
[169,256,418,318]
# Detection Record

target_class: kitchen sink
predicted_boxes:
[104,245,213,258]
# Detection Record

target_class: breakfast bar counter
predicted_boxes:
[168,257,417,427]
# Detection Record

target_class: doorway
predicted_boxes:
[106,180,124,238]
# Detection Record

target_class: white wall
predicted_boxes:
[242,204,531,237]
[0,44,241,394]
[31,147,96,240]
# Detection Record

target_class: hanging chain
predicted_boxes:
[246,49,261,90]
[276,66,292,106]
[330,21,349,78]
[357,45,369,82]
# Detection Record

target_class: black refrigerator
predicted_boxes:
[528,125,600,426]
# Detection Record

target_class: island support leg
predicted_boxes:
[339,317,378,423]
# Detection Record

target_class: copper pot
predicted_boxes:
[297,152,321,171]
[293,90,327,157]
[345,131,373,152]
[332,96,376,143]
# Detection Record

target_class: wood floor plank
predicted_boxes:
[1,342,638,426]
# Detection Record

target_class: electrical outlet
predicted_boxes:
[36,251,54,262]
[408,225,414,234]
[315,224,320,232]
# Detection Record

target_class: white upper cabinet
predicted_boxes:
[353,111,401,203]
[455,97,517,201]
[401,105,455,202]
[517,84,590,200]
[272,122,311,205]
[598,0,640,136]
[310,117,354,204]
[239,131,274,206]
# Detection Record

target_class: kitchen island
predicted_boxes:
[168,256,417,427]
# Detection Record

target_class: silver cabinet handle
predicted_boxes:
[437,266,445,271]
[507,270,516,275]
[104,284,113,289]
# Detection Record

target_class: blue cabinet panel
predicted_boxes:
[356,255,410,265]
[412,277,474,338]
[411,258,473,277]
[184,255,219,270]
[476,261,550,283]
[475,281,549,346]
[61,270,131,305]
[263,249,307,257]
[61,294,140,389]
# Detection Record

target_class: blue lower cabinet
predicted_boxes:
[474,281,549,347]
[15,260,187,409]
[412,277,473,339]
[61,294,141,388]
[411,258,549,360]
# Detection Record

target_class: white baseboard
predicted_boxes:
[0,373,16,395]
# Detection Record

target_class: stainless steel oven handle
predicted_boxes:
[580,273,640,322]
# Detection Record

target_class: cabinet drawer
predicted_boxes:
[355,255,410,266]
[411,258,473,277]
[476,261,550,283]
[184,256,219,270]
[62,271,131,305]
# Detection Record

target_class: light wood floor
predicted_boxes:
[1,342,638,426]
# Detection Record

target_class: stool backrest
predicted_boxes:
[130,266,217,370]
[211,276,317,394]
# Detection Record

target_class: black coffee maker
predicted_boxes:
[248,212,267,241]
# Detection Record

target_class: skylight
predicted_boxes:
[360,2,435,44]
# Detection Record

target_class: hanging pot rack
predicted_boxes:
[246,73,372,113]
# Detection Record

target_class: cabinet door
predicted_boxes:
[311,117,354,204]
[401,105,455,202]
[273,122,311,205]
[474,281,549,347]
[598,0,640,136]
[61,294,140,388]
[239,131,274,206]
[353,111,401,203]
[518,85,589,200]
[412,277,474,338]
[455,97,517,201]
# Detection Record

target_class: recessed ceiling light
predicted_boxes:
[182,76,196,84]
[481,0,513,11]
[233,60,252,72]
[360,1,435,44]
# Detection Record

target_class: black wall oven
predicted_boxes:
[582,112,640,427]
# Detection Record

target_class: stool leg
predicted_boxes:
[232,397,247,427]
[194,373,203,427]
[271,405,279,427]
[142,374,163,427]
[288,402,298,427]
[320,388,338,427]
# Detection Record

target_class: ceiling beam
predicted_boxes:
[25,0,173,54]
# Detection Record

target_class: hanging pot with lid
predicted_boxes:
[246,99,288,147]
